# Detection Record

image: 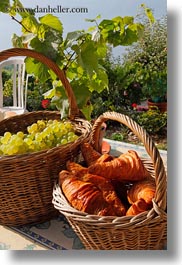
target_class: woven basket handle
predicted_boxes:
[0,48,80,118]
[90,111,167,211]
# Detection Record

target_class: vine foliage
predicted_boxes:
[0,0,155,119]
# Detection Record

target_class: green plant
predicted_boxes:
[123,15,167,103]
[110,132,124,141]
[90,56,144,119]
[26,78,56,111]
[0,0,155,119]
[135,109,167,134]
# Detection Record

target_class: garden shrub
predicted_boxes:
[134,109,167,134]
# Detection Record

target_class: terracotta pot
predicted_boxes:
[147,99,167,112]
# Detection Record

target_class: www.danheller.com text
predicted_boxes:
[8,5,89,14]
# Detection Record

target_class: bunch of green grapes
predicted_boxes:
[0,119,79,156]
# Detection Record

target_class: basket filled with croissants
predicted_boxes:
[52,111,167,250]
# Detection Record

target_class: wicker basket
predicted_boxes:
[0,48,92,226]
[52,111,167,250]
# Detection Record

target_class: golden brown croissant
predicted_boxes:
[66,161,88,178]
[127,179,156,205]
[59,170,120,216]
[80,142,101,166]
[126,199,150,216]
[95,153,114,163]
[88,150,149,181]
[79,173,126,216]
[66,162,126,216]
[66,155,113,178]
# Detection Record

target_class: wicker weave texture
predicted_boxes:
[0,48,92,226]
[52,111,167,250]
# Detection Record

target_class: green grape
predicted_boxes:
[40,132,45,140]
[24,138,33,146]
[17,131,24,139]
[64,121,72,130]
[28,143,36,151]
[46,119,53,125]
[35,133,43,142]
[52,125,59,133]
[47,134,54,141]
[39,142,47,150]
[43,127,52,135]
[57,122,64,130]
[61,138,68,145]
[67,131,75,138]
[0,144,5,154]
[31,123,38,132]
[0,118,79,156]
[14,136,24,146]
[4,131,12,140]
[45,139,52,147]
[27,123,38,134]
[52,120,59,125]
[55,130,63,138]
[27,126,32,134]
[37,120,46,131]
[7,145,19,155]
[1,136,9,144]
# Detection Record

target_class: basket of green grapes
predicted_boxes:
[0,48,92,226]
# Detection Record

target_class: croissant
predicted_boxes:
[66,161,88,178]
[95,153,114,163]
[66,155,113,178]
[59,170,120,216]
[127,179,156,205]
[126,199,150,216]
[88,150,149,182]
[79,173,126,216]
[66,162,126,216]
[80,142,101,166]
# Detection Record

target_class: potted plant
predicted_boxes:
[141,67,167,112]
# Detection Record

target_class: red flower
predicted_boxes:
[132,103,137,109]
[41,99,50,109]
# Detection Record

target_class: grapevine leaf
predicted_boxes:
[64,30,85,49]
[141,4,155,24]
[99,19,115,31]
[43,88,56,99]
[11,33,24,48]
[96,43,107,58]
[25,57,50,82]
[21,15,39,34]
[89,68,108,93]
[0,0,10,12]
[123,16,134,25]
[81,104,93,121]
[145,8,155,24]
[87,26,97,33]
[91,29,100,42]
[39,14,63,33]
[30,36,58,60]
[71,82,91,108]
[85,14,101,23]
[78,41,98,76]
[37,24,47,40]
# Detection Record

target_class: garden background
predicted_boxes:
[0,0,167,150]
